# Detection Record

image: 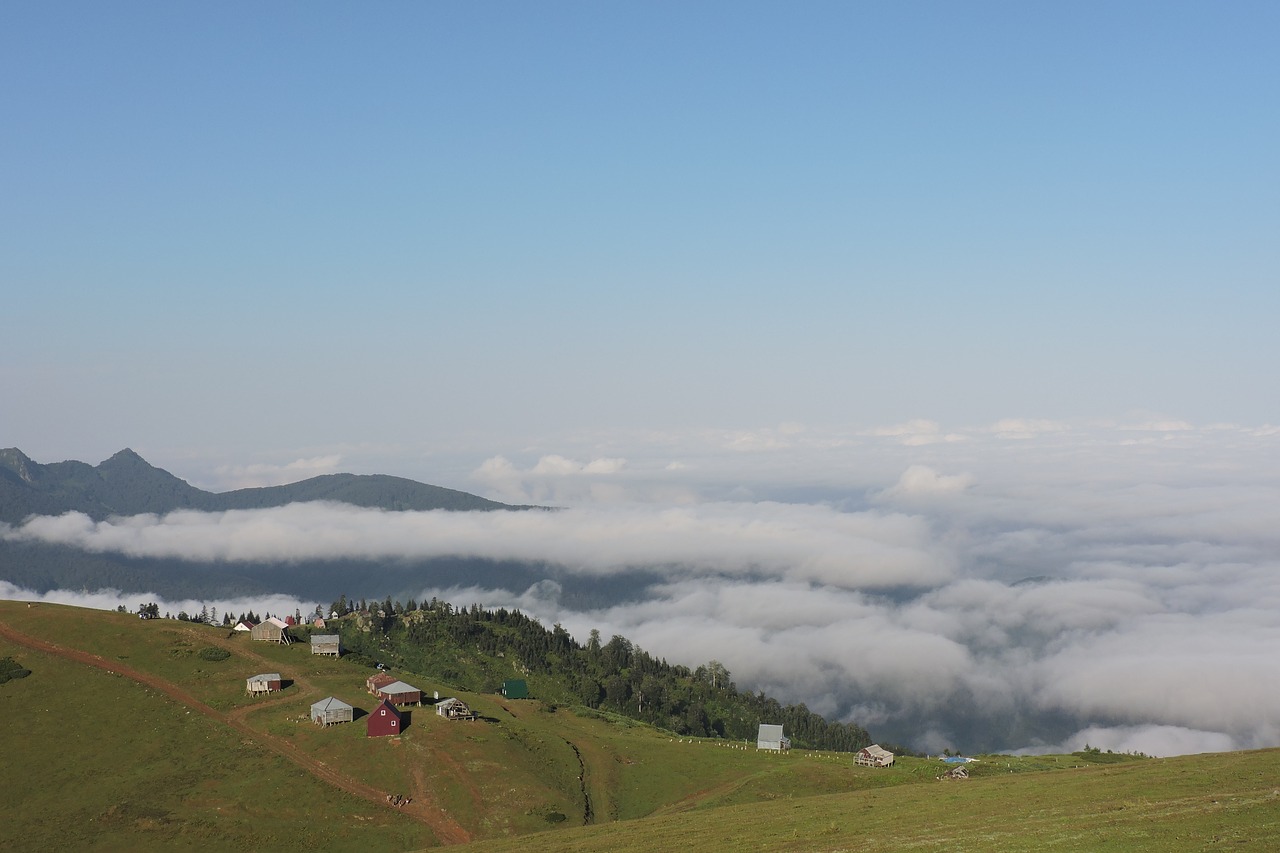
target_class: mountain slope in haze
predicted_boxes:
[0,447,523,524]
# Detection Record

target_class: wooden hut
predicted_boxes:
[310,696,354,726]
[366,698,403,737]
[250,617,291,644]
[436,697,477,721]
[756,724,791,751]
[310,634,340,656]
[376,680,422,706]
[366,672,397,695]
[855,745,895,767]
[246,673,282,696]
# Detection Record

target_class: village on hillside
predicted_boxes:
[141,602,904,780]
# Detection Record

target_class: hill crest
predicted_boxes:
[0,448,523,524]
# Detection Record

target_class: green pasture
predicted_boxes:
[4,601,1279,852]
[0,630,429,851]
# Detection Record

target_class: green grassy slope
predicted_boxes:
[2,601,1278,852]
[453,748,1280,853]
[0,627,429,850]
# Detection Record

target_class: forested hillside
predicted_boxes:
[324,596,873,753]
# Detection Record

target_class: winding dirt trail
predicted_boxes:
[0,620,471,845]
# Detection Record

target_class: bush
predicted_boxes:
[0,656,31,684]
[198,647,231,662]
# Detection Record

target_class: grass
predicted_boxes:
[0,631,429,851]
[445,748,1280,853]
[3,601,1279,852]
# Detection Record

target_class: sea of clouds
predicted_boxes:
[4,418,1279,757]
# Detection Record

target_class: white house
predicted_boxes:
[246,673,282,696]
[310,696,354,726]
[757,724,791,751]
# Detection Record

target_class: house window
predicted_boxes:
[380,710,386,716]
[391,721,397,727]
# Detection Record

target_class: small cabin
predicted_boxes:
[757,724,791,751]
[436,697,477,721]
[377,680,422,706]
[246,672,282,696]
[366,698,403,737]
[251,617,291,644]
[855,745,895,767]
[310,696,354,726]
[310,634,340,656]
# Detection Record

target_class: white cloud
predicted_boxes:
[864,420,966,446]
[0,580,319,624]
[7,419,1280,756]
[1023,725,1242,758]
[212,455,343,489]
[1,502,953,590]
[988,418,1067,440]
[882,465,974,498]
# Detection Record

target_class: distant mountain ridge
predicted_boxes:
[0,447,522,524]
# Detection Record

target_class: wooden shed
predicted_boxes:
[366,698,403,737]
[310,696,354,726]
[855,744,895,767]
[501,679,529,699]
[366,672,397,695]
[250,617,291,644]
[757,724,791,751]
[246,672,282,696]
[310,634,340,656]
[376,680,422,706]
[436,697,477,721]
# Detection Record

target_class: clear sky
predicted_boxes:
[2,1,1277,481]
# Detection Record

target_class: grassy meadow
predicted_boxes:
[2,601,1278,851]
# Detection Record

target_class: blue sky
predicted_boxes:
[2,2,1277,480]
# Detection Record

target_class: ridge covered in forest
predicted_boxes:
[319,595,875,753]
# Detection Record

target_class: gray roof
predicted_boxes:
[247,672,281,682]
[310,696,354,713]
[758,724,785,740]
[311,634,340,643]
[379,680,419,694]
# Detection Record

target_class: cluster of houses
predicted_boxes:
[240,631,479,737]
[236,618,902,767]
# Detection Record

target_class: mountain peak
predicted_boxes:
[0,448,38,483]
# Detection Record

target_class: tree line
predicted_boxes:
[326,595,872,753]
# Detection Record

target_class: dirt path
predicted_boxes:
[0,620,469,844]
[409,760,473,844]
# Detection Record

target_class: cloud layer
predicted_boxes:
[5,420,1280,757]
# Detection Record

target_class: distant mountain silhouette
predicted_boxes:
[0,447,522,524]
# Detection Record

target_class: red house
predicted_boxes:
[367,698,403,737]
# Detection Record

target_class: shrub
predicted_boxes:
[0,656,31,684]
[198,647,231,662]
